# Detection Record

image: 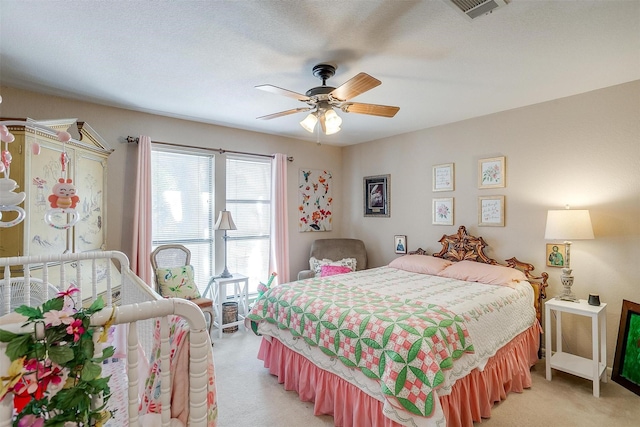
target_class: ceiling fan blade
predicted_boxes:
[342,102,400,118]
[329,73,381,101]
[255,84,310,102]
[257,107,311,120]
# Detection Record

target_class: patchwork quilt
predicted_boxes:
[248,266,536,422]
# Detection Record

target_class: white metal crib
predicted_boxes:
[0,251,215,427]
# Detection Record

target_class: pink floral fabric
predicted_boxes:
[139,315,217,426]
[319,265,352,277]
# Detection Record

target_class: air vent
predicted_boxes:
[446,0,510,20]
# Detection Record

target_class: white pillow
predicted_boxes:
[309,257,357,276]
[438,260,528,288]
[388,255,453,275]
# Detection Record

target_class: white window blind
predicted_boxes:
[151,148,214,292]
[225,157,271,294]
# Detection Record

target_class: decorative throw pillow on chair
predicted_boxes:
[309,257,357,276]
[319,265,353,277]
[156,265,202,300]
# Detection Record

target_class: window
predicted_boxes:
[151,148,214,293]
[225,157,271,294]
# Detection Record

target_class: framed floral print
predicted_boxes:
[432,198,454,225]
[478,156,506,189]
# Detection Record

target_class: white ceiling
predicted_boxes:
[1,1,639,146]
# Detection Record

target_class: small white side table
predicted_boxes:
[545,298,607,397]
[208,274,249,339]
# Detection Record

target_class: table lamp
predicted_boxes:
[215,210,237,278]
[544,207,594,302]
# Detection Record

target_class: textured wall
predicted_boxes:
[2,81,638,368]
[0,85,344,282]
[342,81,640,367]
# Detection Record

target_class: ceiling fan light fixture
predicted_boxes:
[257,63,399,137]
[324,125,341,135]
[324,108,342,134]
[300,113,318,133]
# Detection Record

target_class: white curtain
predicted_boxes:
[131,135,153,285]
[269,153,290,284]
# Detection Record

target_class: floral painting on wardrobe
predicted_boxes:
[298,169,332,232]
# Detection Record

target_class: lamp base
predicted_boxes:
[558,268,578,302]
[219,268,233,279]
[558,293,578,302]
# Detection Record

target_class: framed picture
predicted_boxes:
[432,198,454,225]
[612,300,640,396]
[478,195,505,227]
[478,156,506,189]
[545,243,567,268]
[432,163,454,192]
[394,235,407,254]
[364,175,390,217]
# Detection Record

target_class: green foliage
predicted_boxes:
[621,312,640,384]
[0,294,114,426]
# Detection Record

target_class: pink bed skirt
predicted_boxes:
[257,323,541,427]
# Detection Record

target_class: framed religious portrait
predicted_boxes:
[364,175,390,217]
[478,156,506,189]
[394,235,407,254]
[546,243,567,268]
[432,163,454,192]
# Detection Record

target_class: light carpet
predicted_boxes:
[212,329,639,427]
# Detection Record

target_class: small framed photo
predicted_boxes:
[364,174,390,217]
[432,163,454,192]
[394,235,407,254]
[612,299,640,396]
[546,243,567,268]
[432,198,454,225]
[478,195,505,227]
[478,156,506,189]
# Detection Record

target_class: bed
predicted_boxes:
[0,250,217,427]
[248,226,548,427]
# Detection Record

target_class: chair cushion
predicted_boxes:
[156,265,202,300]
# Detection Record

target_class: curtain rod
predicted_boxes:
[125,136,293,162]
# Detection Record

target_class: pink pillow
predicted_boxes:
[320,265,353,277]
[438,260,528,288]
[388,254,453,275]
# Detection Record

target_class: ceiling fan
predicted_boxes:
[256,63,400,135]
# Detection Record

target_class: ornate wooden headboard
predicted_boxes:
[409,226,549,326]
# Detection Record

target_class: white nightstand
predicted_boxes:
[207,274,249,339]
[545,298,607,397]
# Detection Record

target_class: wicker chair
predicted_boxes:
[150,244,215,336]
